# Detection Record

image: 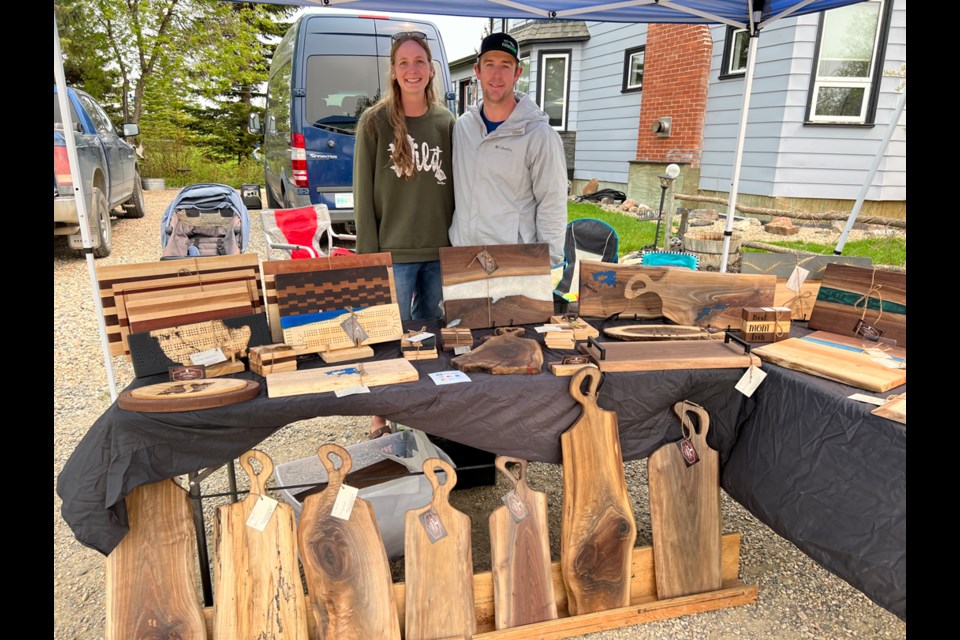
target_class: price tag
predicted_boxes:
[246,495,279,531]
[735,365,767,397]
[677,437,700,467]
[848,393,887,406]
[406,332,434,343]
[871,357,905,369]
[419,508,448,543]
[190,348,227,366]
[502,491,529,523]
[535,325,565,333]
[446,318,461,328]
[340,315,369,344]
[330,484,359,521]
[786,266,810,292]
[453,345,471,355]
[335,384,370,397]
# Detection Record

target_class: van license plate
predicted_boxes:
[334,193,353,208]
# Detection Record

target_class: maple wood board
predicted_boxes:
[281,304,403,352]
[753,331,906,392]
[200,533,754,638]
[299,444,400,640]
[577,261,776,329]
[648,402,722,600]
[104,479,206,640]
[489,457,558,630]
[319,344,375,363]
[97,255,263,357]
[560,368,637,616]
[266,358,419,398]
[441,244,554,328]
[262,253,396,342]
[808,264,907,347]
[405,459,476,640]
[602,324,716,341]
[580,340,760,373]
[122,282,255,333]
[872,392,906,424]
[773,279,821,321]
[213,451,308,639]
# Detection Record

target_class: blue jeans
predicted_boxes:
[392,261,443,321]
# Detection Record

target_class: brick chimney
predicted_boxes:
[636,24,713,168]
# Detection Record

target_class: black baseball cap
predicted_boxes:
[478,32,520,62]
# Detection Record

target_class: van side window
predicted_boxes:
[266,60,292,135]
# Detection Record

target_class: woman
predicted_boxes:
[353,31,455,437]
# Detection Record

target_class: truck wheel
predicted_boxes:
[92,187,113,258]
[122,170,146,218]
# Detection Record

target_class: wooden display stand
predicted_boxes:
[197,533,754,638]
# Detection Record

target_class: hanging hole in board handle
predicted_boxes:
[569,365,601,401]
[240,449,274,496]
[495,455,527,487]
[316,443,352,482]
[423,457,457,496]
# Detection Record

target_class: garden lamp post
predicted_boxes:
[652,163,681,250]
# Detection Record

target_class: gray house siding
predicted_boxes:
[572,22,647,189]
[700,0,906,202]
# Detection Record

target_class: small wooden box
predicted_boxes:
[249,344,299,375]
[739,307,791,343]
[440,327,473,352]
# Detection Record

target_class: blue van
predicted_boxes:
[250,13,455,234]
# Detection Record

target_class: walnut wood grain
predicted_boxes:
[440,244,551,285]
[808,263,907,347]
[489,456,558,630]
[648,402,723,600]
[404,459,476,640]
[560,368,637,616]
[299,444,400,640]
[444,295,555,329]
[213,451,309,639]
[451,332,544,374]
[104,479,206,640]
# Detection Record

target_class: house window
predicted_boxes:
[806,0,891,124]
[516,55,531,95]
[622,46,645,92]
[538,50,570,130]
[720,27,749,79]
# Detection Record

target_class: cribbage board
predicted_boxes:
[261,253,397,343]
[282,304,403,352]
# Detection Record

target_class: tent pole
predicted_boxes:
[719,26,760,273]
[54,16,118,401]
[834,86,906,255]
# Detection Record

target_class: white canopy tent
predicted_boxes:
[56,0,898,397]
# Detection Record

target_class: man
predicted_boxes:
[449,32,568,267]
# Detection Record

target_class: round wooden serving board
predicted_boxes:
[119,379,261,412]
[603,324,712,341]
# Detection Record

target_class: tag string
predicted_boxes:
[853,268,884,325]
[783,290,813,322]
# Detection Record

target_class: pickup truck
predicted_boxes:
[54,86,145,258]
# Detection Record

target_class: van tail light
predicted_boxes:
[291,133,308,187]
[54,146,73,187]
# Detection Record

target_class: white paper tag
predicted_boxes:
[246,495,279,531]
[335,384,370,397]
[446,318,461,328]
[429,371,471,385]
[848,393,887,406]
[871,357,904,369]
[535,325,565,333]
[406,332,434,343]
[786,266,810,292]
[330,484,359,521]
[735,365,767,397]
[453,345,471,355]
[190,348,227,366]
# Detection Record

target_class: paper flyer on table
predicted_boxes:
[428,371,471,385]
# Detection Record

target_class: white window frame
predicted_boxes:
[517,54,531,96]
[622,46,645,92]
[538,51,570,131]
[807,0,888,124]
[721,27,749,78]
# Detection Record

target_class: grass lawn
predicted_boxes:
[744,237,906,267]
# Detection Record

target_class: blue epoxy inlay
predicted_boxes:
[325,367,360,376]
[593,270,617,287]
[801,336,906,363]
[695,304,730,322]
[280,309,352,329]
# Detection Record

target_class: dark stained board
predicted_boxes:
[808,264,906,348]
[440,243,552,285]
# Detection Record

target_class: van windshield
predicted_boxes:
[306,55,390,134]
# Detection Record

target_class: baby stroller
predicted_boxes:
[160,183,251,259]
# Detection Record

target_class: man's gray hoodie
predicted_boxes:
[449,92,568,266]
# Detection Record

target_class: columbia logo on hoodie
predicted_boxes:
[389,135,448,184]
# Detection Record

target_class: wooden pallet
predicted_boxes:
[200,533,755,638]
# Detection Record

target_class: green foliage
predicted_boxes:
[143,143,263,188]
[743,237,906,267]
[567,202,658,257]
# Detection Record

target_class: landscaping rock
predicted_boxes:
[581,178,599,195]
[620,198,638,212]
[765,216,800,236]
[691,208,719,221]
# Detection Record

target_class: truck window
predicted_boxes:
[53,94,83,128]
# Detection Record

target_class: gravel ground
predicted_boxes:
[53,189,907,639]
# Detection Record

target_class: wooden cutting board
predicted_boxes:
[648,401,723,600]
[577,261,776,329]
[451,332,544,374]
[266,358,419,398]
[580,339,760,373]
[104,479,206,640]
[602,324,716,341]
[213,450,308,639]
[404,459,476,640]
[560,367,637,615]
[118,379,261,412]
[808,263,907,347]
[753,330,906,392]
[299,444,400,640]
[488,456,558,630]
[872,392,906,424]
